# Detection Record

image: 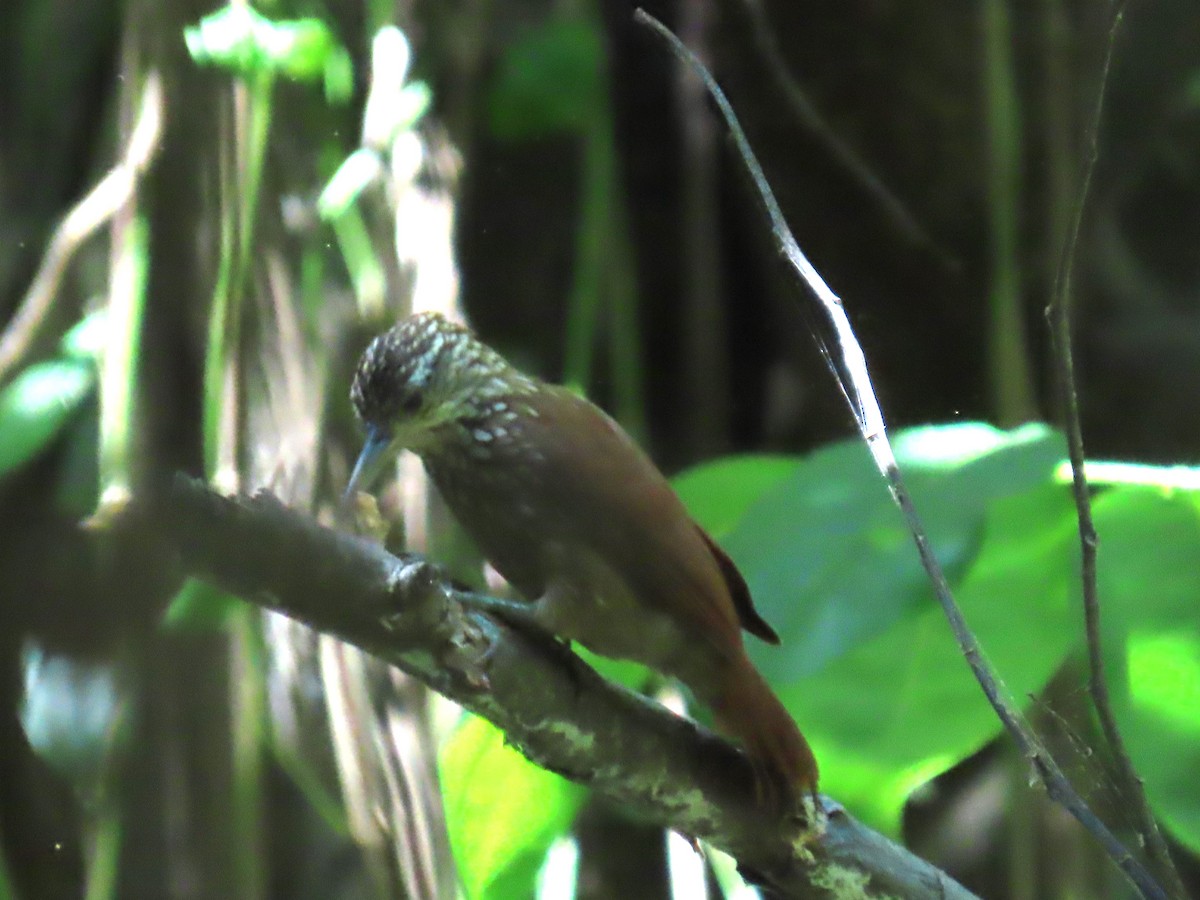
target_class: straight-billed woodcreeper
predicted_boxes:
[347,313,818,806]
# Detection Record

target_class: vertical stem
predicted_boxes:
[99,213,149,507]
[564,1,645,441]
[562,100,607,393]
[982,0,1037,425]
[1041,0,1074,299]
[202,119,238,483]
[676,0,728,456]
[0,836,15,900]
[605,186,645,443]
[1046,7,1186,898]
[202,54,275,900]
[82,803,121,900]
[230,617,266,899]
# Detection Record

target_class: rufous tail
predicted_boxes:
[713,654,819,809]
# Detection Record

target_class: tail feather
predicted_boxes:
[713,655,818,808]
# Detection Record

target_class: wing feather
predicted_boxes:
[515,387,750,655]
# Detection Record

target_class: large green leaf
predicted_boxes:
[441,715,585,899]
[673,455,800,539]
[672,423,1078,831]
[1092,488,1200,851]
[184,6,352,101]
[723,422,1065,678]
[780,485,1079,828]
[0,358,95,478]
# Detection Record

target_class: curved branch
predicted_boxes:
[118,475,977,900]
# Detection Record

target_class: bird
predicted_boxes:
[346,312,818,809]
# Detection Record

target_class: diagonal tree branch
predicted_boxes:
[117,474,977,900]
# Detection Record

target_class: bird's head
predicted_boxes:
[345,312,530,497]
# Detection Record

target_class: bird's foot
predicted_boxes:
[455,591,555,638]
[454,591,587,691]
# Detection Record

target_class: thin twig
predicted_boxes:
[633,9,1168,900]
[0,76,163,386]
[1046,6,1186,898]
[736,0,959,272]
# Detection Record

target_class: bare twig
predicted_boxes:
[1046,6,1186,898]
[736,0,959,272]
[126,475,979,900]
[633,9,1168,899]
[0,75,163,386]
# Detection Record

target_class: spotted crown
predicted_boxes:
[351,312,533,429]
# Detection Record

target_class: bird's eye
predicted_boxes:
[400,391,422,415]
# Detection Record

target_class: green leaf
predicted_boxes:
[785,484,1079,829]
[726,423,1065,679]
[673,455,800,539]
[1092,488,1200,851]
[321,47,354,104]
[394,81,433,132]
[318,148,384,219]
[441,715,585,899]
[488,19,603,141]
[0,359,95,478]
[185,5,352,99]
[60,308,108,361]
[573,645,653,692]
[675,423,1077,832]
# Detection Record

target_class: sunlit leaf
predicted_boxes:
[185,5,352,101]
[60,308,109,361]
[441,715,585,898]
[783,485,1078,828]
[677,423,1076,832]
[1056,459,1200,491]
[1093,488,1200,851]
[673,455,799,539]
[318,149,384,219]
[725,423,1065,679]
[0,359,95,478]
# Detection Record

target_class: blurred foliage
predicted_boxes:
[487,19,604,141]
[18,643,124,807]
[440,716,585,899]
[1,0,1198,898]
[184,4,353,101]
[0,358,95,477]
[0,311,104,478]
